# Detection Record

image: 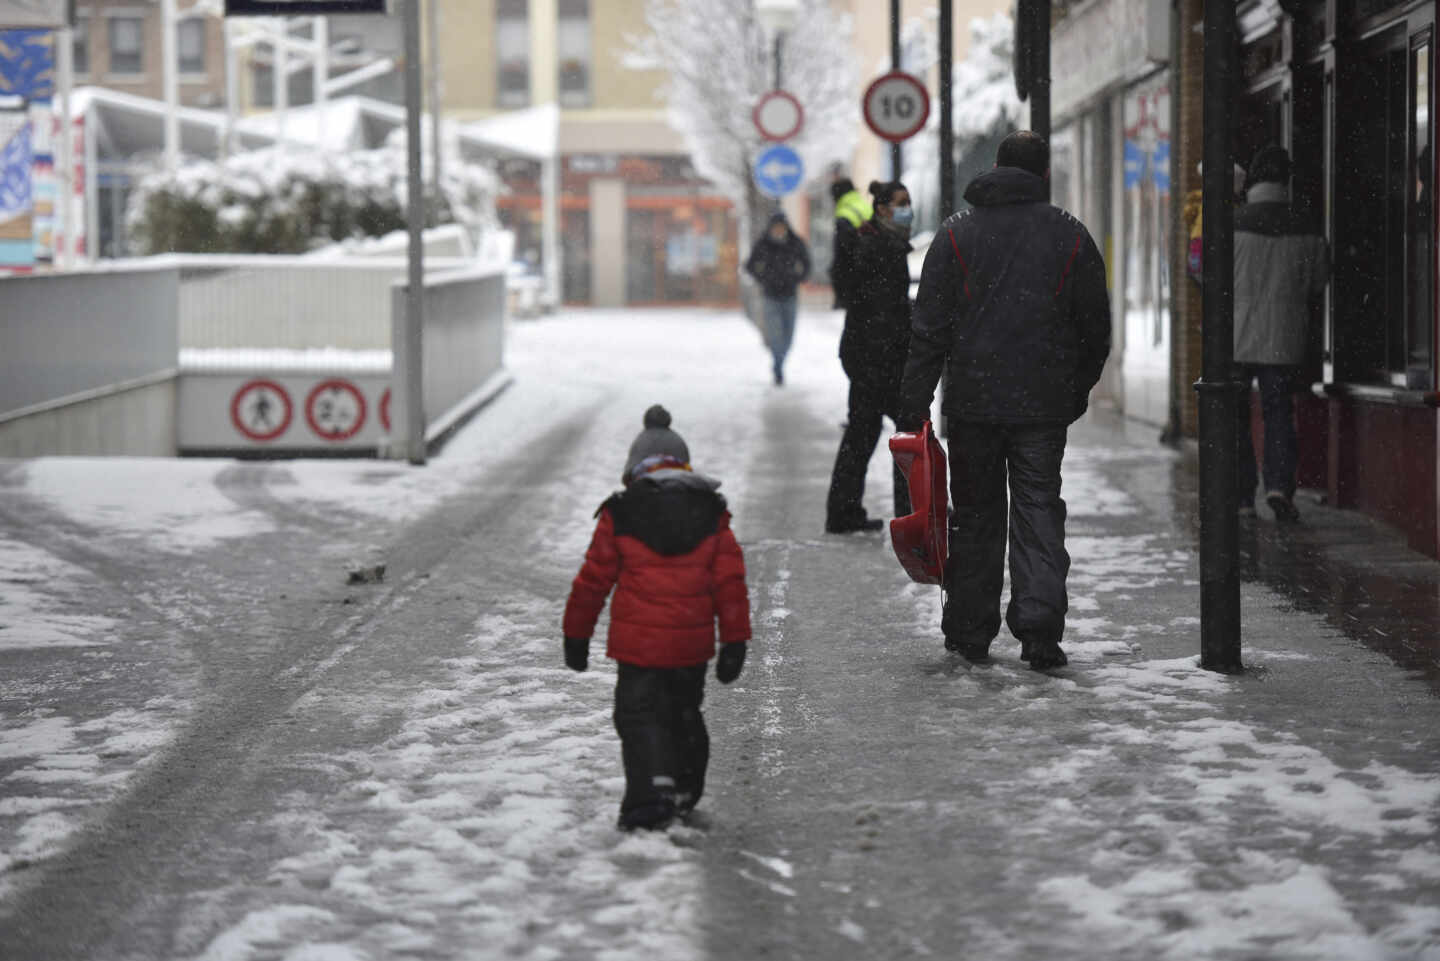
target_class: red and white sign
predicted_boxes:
[378,387,392,433]
[230,379,293,442]
[752,90,804,142]
[862,71,931,143]
[305,379,367,441]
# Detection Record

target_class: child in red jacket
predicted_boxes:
[563,405,751,831]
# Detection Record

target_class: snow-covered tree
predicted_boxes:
[628,0,858,262]
[126,143,498,256]
[902,12,1024,234]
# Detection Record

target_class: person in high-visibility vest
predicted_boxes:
[829,177,873,311]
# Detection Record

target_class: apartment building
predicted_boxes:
[435,0,733,307]
[71,0,226,107]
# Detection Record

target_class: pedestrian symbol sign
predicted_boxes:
[230,379,293,442]
[305,379,367,441]
[753,144,804,198]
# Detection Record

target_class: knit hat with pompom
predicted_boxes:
[622,405,691,484]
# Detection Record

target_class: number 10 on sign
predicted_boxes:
[862,71,931,143]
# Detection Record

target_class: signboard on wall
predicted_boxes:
[0,1,71,29]
[225,0,388,14]
[0,102,31,267]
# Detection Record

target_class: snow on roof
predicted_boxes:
[456,102,558,161]
[235,96,405,151]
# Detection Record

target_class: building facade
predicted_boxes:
[435,0,738,308]
[1048,0,1440,559]
[72,0,226,108]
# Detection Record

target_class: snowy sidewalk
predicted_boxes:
[0,307,1437,960]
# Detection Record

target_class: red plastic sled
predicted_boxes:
[888,420,948,585]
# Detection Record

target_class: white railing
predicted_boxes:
[174,255,471,350]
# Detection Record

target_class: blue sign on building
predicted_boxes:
[753,144,804,198]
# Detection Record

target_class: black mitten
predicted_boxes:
[715,643,746,684]
[896,413,927,433]
[564,636,589,672]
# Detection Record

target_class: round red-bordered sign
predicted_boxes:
[305,379,368,441]
[862,70,931,143]
[752,89,804,142]
[378,387,392,433]
[230,379,293,443]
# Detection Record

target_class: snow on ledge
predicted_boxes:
[179,347,392,373]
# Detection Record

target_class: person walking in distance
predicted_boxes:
[1232,144,1329,523]
[824,180,916,534]
[562,405,751,830]
[745,212,811,386]
[897,132,1111,670]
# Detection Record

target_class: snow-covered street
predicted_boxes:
[2,307,1438,960]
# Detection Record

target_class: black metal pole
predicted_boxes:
[773,31,783,91]
[938,0,954,436]
[938,0,954,217]
[1031,0,1051,202]
[890,0,902,178]
[1196,0,1243,672]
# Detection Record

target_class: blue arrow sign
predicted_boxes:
[753,144,804,198]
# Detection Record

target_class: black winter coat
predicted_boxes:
[745,231,810,299]
[831,217,862,308]
[899,167,1111,425]
[840,220,913,406]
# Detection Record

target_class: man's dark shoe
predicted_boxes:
[1028,642,1068,671]
[944,638,991,662]
[618,801,675,832]
[1266,491,1300,524]
[826,515,884,534]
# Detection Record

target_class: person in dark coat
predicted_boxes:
[830,176,872,310]
[745,212,811,385]
[1232,144,1328,523]
[563,405,752,831]
[825,180,915,533]
[897,132,1111,670]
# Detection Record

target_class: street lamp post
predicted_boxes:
[756,0,799,218]
[756,0,799,91]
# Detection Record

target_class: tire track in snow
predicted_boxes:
[0,407,610,959]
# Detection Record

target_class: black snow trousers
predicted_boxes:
[942,421,1070,652]
[825,379,912,527]
[613,662,709,828]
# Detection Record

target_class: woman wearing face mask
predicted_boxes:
[824,180,915,533]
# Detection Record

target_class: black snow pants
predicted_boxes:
[826,378,912,526]
[613,662,709,827]
[942,421,1070,652]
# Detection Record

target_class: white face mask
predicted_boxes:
[890,205,914,227]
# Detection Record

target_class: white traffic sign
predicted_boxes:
[305,379,367,441]
[752,90,804,142]
[862,71,931,143]
[230,379,293,443]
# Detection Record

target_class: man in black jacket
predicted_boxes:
[897,131,1110,670]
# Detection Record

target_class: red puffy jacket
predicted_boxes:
[563,474,750,668]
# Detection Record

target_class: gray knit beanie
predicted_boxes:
[622,405,690,483]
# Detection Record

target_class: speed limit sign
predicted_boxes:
[862,71,931,143]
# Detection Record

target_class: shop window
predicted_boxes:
[1405,35,1433,388]
[558,0,591,107]
[178,18,205,75]
[1334,28,1407,384]
[73,18,89,76]
[108,16,143,75]
[496,0,529,108]
[1122,78,1171,351]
